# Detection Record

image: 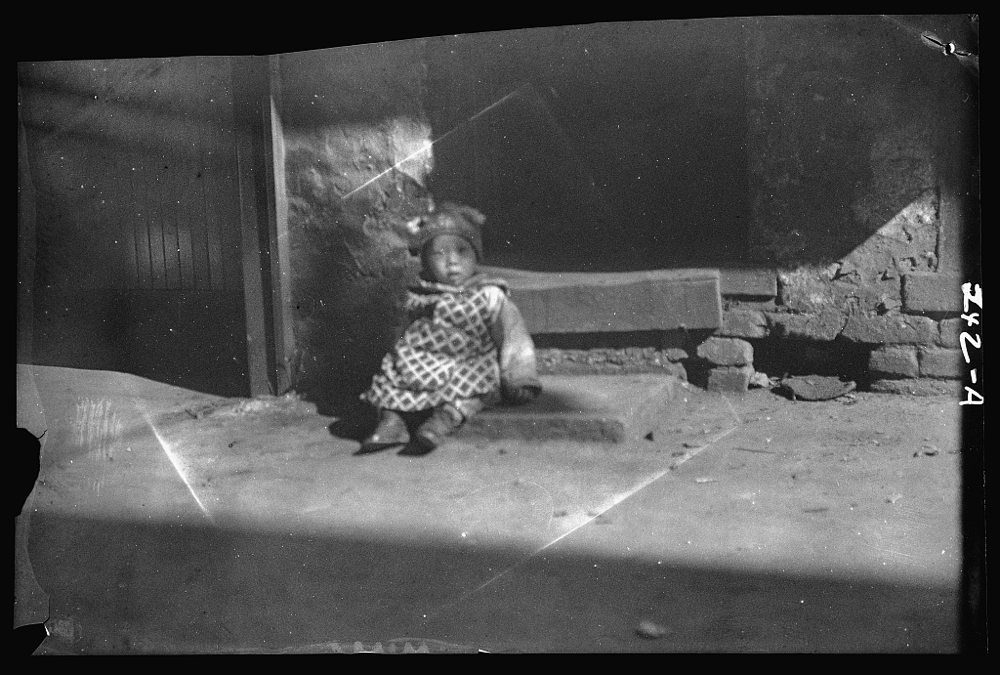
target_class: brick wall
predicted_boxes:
[686,16,976,395]
[692,266,967,394]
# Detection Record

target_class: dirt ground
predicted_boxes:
[15,365,977,653]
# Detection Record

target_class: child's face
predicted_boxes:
[423,234,477,286]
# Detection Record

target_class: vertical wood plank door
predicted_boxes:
[129,57,242,292]
[27,57,246,293]
[19,58,255,396]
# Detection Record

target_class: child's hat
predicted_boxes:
[415,202,486,260]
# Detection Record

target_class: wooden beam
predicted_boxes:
[481,266,723,333]
[263,56,296,394]
[231,56,272,396]
[17,83,38,365]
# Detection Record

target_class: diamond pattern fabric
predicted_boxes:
[361,278,506,411]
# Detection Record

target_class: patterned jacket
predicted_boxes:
[361,273,541,412]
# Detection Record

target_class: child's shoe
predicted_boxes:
[356,410,409,454]
[400,405,464,456]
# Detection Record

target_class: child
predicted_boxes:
[358,203,541,456]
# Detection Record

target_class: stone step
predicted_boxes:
[458,373,681,443]
[719,268,778,298]
[482,267,722,333]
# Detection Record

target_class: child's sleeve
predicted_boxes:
[488,291,542,404]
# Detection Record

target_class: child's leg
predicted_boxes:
[356,408,410,455]
[401,397,484,456]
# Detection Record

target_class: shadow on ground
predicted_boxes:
[27,510,958,654]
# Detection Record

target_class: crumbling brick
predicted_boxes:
[536,348,688,380]
[696,337,753,366]
[868,346,919,378]
[777,268,900,315]
[840,314,938,344]
[707,365,754,393]
[663,348,689,362]
[778,269,832,313]
[665,361,688,381]
[719,309,767,338]
[765,309,845,341]
[902,272,963,314]
[869,378,963,396]
[937,318,962,348]
[918,348,963,379]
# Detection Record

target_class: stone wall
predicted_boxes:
[744,16,977,271]
[683,16,977,395]
[277,43,434,413]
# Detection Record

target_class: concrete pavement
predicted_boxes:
[16,364,963,653]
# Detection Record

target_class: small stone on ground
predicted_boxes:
[779,376,856,401]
